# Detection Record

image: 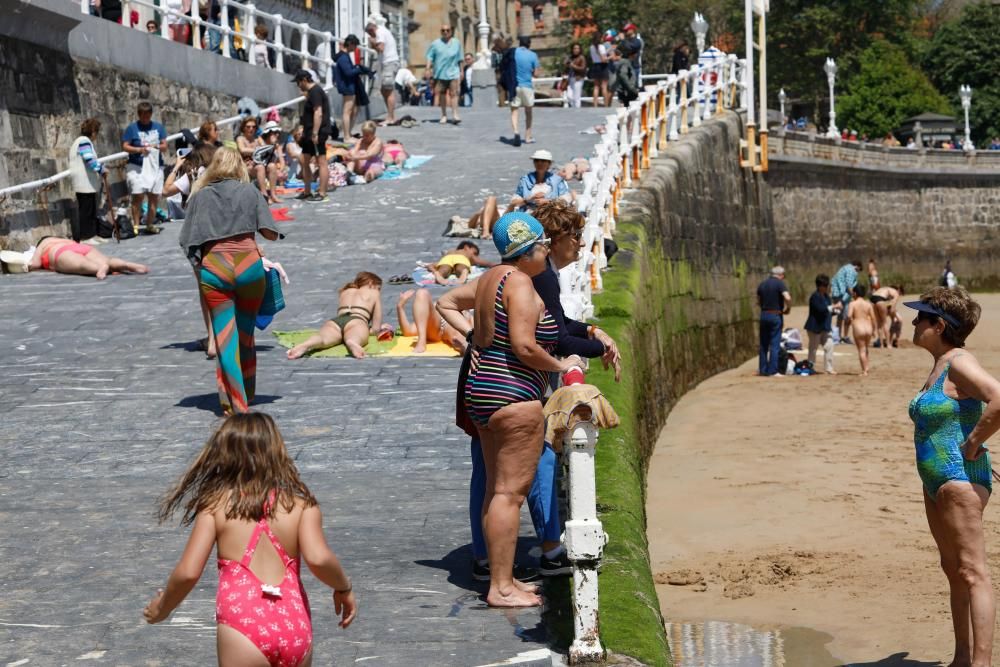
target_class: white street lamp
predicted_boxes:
[824,57,838,139]
[778,87,787,127]
[691,12,708,56]
[473,0,491,68]
[960,84,973,150]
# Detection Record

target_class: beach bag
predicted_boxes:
[255,267,285,329]
[794,359,816,376]
[782,327,803,350]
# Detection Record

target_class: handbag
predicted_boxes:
[256,267,285,329]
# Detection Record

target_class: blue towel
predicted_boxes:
[381,155,434,181]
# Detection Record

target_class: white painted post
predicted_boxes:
[161,2,170,38]
[80,0,88,15]
[323,31,335,87]
[617,109,630,188]
[220,0,231,58]
[122,0,131,27]
[668,76,680,140]
[702,63,715,121]
[242,4,257,63]
[691,70,703,128]
[564,422,607,664]
[189,0,200,49]
[299,22,310,71]
[272,16,284,72]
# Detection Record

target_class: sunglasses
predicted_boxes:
[535,238,552,250]
[916,311,941,325]
[441,28,452,33]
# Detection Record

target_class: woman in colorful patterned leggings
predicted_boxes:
[906,287,1000,666]
[180,148,282,415]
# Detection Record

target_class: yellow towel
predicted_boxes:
[383,336,462,357]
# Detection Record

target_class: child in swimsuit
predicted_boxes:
[846,284,877,376]
[381,139,408,168]
[430,241,495,285]
[144,413,356,666]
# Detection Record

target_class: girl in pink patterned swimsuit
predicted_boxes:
[144,413,356,666]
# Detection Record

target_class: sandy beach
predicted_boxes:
[647,293,1000,664]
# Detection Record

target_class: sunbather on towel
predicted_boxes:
[397,288,471,354]
[430,241,494,285]
[286,271,390,359]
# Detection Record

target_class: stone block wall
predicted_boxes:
[767,156,1000,295]
[623,112,774,454]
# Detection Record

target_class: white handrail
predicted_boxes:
[0,86,334,199]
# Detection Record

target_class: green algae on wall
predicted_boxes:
[568,113,773,665]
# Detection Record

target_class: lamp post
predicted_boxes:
[473,0,491,68]
[778,87,786,127]
[824,57,838,139]
[691,12,708,57]
[960,84,973,150]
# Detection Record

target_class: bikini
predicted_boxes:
[38,239,93,271]
[330,304,373,332]
[382,143,406,165]
[909,356,992,499]
[464,270,560,426]
[216,494,312,667]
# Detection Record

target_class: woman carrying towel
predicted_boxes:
[179,147,282,415]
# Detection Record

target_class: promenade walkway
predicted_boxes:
[0,105,607,666]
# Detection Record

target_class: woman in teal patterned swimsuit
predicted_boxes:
[907,287,999,666]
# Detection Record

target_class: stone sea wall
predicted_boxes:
[622,113,774,454]
[767,156,1000,296]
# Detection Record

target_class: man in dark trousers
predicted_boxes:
[293,69,334,203]
[757,266,792,376]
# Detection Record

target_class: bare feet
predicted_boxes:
[346,341,367,359]
[287,344,311,359]
[486,586,542,608]
[126,262,149,274]
[95,264,109,280]
[826,370,837,375]
[398,289,415,306]
[513,578,541,594]
[413,342,427,354]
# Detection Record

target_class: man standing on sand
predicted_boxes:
[509,36,541,147]
[426,24,462,124]
[293,69,333,203]
[756,266,791,376]
[830,260,862,343]
[366,15,399,126]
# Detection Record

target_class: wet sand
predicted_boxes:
[647,293,1000,664]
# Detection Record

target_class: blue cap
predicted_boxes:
[493,211,544,260]
[903,300,961,329]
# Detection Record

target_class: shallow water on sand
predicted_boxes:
[667,620,839,667]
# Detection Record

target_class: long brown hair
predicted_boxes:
[339,271,383,292]
[157,412,317,525]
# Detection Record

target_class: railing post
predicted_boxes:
[617,110,630,188]
[300,22,310,71]
[564,422,607,664]
[715,61,725,115]
[657,85,668,150]
[80,0,87,15]
[122,0,131,27]
[243,3,257,62]
[691,70,703,128]
[270,15,284,71]
[220,0,231,57]
[323,31,335,87]
[678,69,689,134]
[161,3,170,38]
[703,66,714,121]
[190,0,201,49]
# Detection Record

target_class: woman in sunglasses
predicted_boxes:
[906,286,999,664]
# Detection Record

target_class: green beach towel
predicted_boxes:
[273,330,396,357]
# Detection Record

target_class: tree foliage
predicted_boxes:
[923,2,1000,143]
[838,40,951,138]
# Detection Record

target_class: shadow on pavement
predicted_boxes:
[844,653,944,667]
[175,393,281,413]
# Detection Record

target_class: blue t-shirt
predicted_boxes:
[756,276,788,312]
[514,170,569,209]
[122,120,167,167]
[426,38,462,81]
[514,47,539,88]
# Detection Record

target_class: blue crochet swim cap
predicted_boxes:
[493,211,544,260]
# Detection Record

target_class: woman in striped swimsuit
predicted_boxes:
[906,287,1000,665]
[438,212,582,607]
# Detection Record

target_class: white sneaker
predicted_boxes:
[81,237,107,246]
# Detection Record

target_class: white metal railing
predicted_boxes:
[76,0,374,84]
[555,52,746,663]
[558,53,744,323]
[0,85,335,200]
